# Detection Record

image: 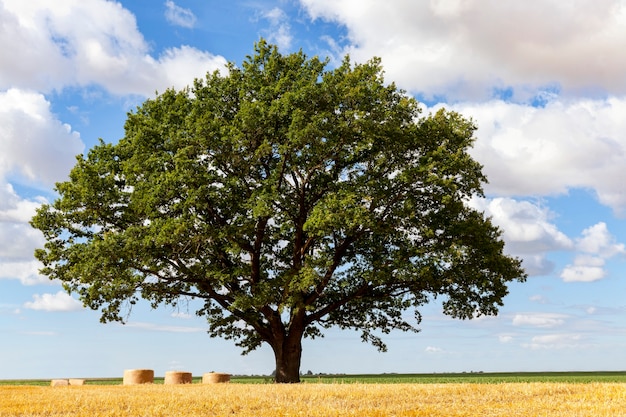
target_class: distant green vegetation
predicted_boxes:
[299,371,626,384]
[3,372,626,386]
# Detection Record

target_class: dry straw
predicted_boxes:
[123,369,154,385]
[50,379,69,387]
[164,371,193,385]
[202,372,230,383]
[69,379,85,386]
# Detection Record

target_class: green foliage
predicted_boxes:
[31,40,526,382]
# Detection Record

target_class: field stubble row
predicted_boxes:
[1,382,625,416]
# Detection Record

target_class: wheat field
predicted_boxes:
[1,383,625,416]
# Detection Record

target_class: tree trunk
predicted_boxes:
[272,331,303,383]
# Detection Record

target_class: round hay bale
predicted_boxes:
[202,372,230,384]
[123,369,154,385]
[50,379,69,386]
[164,371,192,385]
[69,379,85,386]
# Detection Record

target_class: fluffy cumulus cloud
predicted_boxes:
[446,99,626,214]
[0,1,228,285]
[0,90,82,284]
[469,197,572,275]
[299,0,626,218]
[560,256,606,283]
[24,290,83,312]
[576,222,626,256]
[300,0,626,100]
[560,222,626,282]
[472,198,625,280]
[0,260,49,286]
[0,0,226,96]
[0,89,83,184]
[0,220,44,263]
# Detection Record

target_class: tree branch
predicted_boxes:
[304,281,371,326]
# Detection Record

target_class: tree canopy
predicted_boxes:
[31,40,526,383]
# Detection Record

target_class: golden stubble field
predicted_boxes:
[1,383,625,416]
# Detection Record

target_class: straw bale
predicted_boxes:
[50,379,69,386]
[69,379,85,386]
[164,371,193,385]
[202,372,230,383]
[123,369,154,385]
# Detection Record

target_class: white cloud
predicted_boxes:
[0,260,50,285]
[299,0,626,230]
[524,333,583,350]
[425,346,443,353]
[0,184,46,223]
[0,89,84,185]
[0,184,47,265]
[560,256,606,283]
[24,290,83,312]
[473,212,625,283]
[164,1,196,28]
[512,313,568,328]
[576,222,626,257]
[560,223,625,282]
[472,198,571,251]
[171,312,192,319]
[0,221,45,261]
[445,99,626,214]
[498,335,514,344]
[0,90,81,285]
[470,197,626,285]
[470,197,571,275]
[154,45,228,94]
[300,0,626,100]
[0,0,226,96]
[260,8,292,50]
[0,0,144,92]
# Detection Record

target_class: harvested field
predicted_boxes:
[1,383,625,416]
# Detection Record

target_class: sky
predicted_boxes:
[1,0,626,379]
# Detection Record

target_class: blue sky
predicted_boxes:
[1,0,626,379]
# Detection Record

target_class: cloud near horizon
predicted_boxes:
[124,321,205,333]
[512,313,568,328]
[524,333,585,350]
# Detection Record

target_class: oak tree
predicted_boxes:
[31,41,526,383]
